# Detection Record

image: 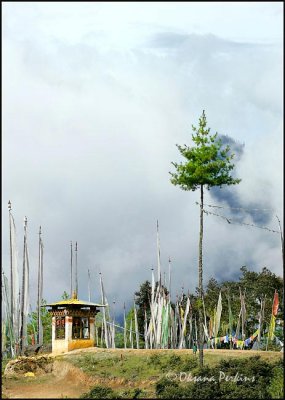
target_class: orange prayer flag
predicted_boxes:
[272,291,279,316]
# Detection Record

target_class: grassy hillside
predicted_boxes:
[2,349,283,399]
[62,348,283,398]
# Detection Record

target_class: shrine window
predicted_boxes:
[72,317,90,339]
[55,316,65,339]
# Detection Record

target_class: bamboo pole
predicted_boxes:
[8,201,13,335]
[112,300,116,349]
[70,241,73,298]
[75,242,78,297]
[157,220,161,287]
[20,217,28,354]
[40,237,43,344]
[276,216,284,302]
[3,273,16,357]
[123,302,127,349]
[168,257,171,302]
[134,299,139,349]
[37,226,42,345]
[227,289,233,350]
[99,272,109,348]
[88,269,91,302]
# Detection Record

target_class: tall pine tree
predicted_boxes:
[170,110,241,366]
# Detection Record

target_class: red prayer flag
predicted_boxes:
[272,291,279,316]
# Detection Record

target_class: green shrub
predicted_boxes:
[267,366,284,399]
[147,353,161,366]
[181,356,199,371]
[156,356,284,399]
[155,376,179,397]
[80,385,115,399]
[168,354,182,368]
[118,388,145,398]
[159,354,183,372]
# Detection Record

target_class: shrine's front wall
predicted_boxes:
[52,339,68,354]
[68,339,95,351]
[89,317,95,341]
[51,310,98,354]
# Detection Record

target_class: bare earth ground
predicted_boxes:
[3,360,98,399]
[2,348,283,399]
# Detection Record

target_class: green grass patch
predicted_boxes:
[64,352,162,381]
[59,350,283,398]
[61,350,281,383]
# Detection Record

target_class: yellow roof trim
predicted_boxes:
[44,298,106,307]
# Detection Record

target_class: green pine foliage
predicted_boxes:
[134,280,152,335]
[170,110,241,191]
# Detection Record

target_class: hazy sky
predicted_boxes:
[2,2,283,313]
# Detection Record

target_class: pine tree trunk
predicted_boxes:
[198,184,204,367]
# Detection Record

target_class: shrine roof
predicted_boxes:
[44,298,106,307]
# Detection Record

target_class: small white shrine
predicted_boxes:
[46,292,104,354]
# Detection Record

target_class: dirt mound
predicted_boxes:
[3,360,98,399]
[52,360,95,384]
[4,355,53,377]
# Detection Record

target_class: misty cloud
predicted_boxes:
[148,32,190,48]
[148,32,253,52]
[2,3,283,315]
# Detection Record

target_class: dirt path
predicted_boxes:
[2,359,152,399]
[4,379,84,399]
[3,361,96,399]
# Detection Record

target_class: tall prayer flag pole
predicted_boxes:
[75,242,78,297]
[134,299,140,349]
[88,269,91,302]
[99,272,109,348]
[168,257,171,302]
[20,216,29,354]
[37,226,43,345]
[70,241,73,298]
[123,302,127,349]
[258,296,265,349]
[8,201,13,330]
[8,201,20,355]
[156,220,161,287]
